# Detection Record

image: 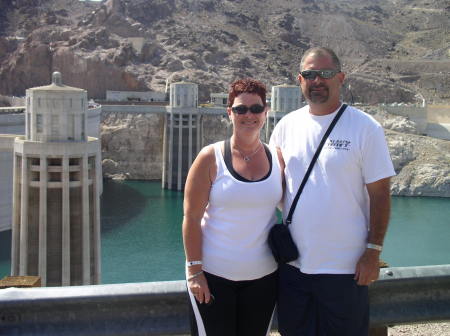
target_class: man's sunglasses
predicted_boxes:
[231,104,265,114]
[300,69,339,80]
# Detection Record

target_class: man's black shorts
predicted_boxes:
[277,264,369,336]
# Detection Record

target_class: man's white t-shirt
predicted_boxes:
[270,104,396,274]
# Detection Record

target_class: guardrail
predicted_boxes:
[370,265,450,326]
[0,265,449,335]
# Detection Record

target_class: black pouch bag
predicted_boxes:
[268,222,298,264]
[268,104,347,264]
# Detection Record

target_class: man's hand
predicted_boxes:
[354,248,381,286]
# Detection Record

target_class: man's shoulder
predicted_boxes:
[344,105,382,128]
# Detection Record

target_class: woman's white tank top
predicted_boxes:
[201,141,282,281]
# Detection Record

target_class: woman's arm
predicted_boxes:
[182,145,216,304]
[276,146,286,210]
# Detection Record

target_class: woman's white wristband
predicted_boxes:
[367,243,383,252]
[186,260,202,267]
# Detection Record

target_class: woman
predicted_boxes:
[182,78,284,336]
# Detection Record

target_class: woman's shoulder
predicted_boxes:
[197,143,217,162]
[194,141,224,168]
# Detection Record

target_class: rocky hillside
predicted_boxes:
[0,0,449,103]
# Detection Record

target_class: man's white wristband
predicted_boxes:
[367,243,383,252]
[186,260,202,267]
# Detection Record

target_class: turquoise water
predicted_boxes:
[0,180,449,284]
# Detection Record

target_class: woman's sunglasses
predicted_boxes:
[231,104,265,115]
[300,69,339,80]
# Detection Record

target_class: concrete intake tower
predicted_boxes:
[11,72,102,286]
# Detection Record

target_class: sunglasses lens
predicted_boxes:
[302,70,338,80]
[249,104,265,113]
[320,70,336,79]
[301,71,317,80]
[232,105,248,114]
[232,104,265,114]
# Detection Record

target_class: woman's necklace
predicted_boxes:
[233,141,262,162]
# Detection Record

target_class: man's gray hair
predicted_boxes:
[300,47,341,72]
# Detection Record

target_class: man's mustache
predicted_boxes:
[310,84,328,90]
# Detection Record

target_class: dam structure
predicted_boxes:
[266,84,303,139]
[163,82,201,190]
[8,72,102,286]
[2,81,448,233]
[0,93,101,234]
[162,82,303,190]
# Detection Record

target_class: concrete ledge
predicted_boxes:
[0,265,449,335]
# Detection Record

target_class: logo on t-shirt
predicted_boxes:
[326,139,351,151]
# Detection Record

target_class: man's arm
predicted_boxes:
[354,177,391,286]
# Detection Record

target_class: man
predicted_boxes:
[269,47,395,336]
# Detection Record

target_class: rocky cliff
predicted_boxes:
[374,107,450,197]
[0,0,449,104]
[1,0,448,196]
[388,130,450,197]
[101,111,165,180]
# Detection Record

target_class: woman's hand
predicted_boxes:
[188,272,212,304]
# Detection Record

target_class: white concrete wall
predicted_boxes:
[384,104,450,140]
[427,105,450,123]
[0,150,13,231]
[0,114,25,232]
[426,105,450,140]
[86,106,102,139]
[383,105,428,134]
[100,105,166,114]
[106,90,166,102]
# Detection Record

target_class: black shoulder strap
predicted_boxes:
[285,104,347,225]
[224,139,231,163]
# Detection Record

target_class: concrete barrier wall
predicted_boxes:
[426,105,450,140]
[383,105,428,134]
[0,134,20,231]
[427,105,450,123]
[101,105,166,114]
[0,265,449,335]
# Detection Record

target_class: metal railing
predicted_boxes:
[0,265,449,335]
[0,106,25,114]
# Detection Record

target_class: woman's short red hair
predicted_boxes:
[227,78,267,107]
